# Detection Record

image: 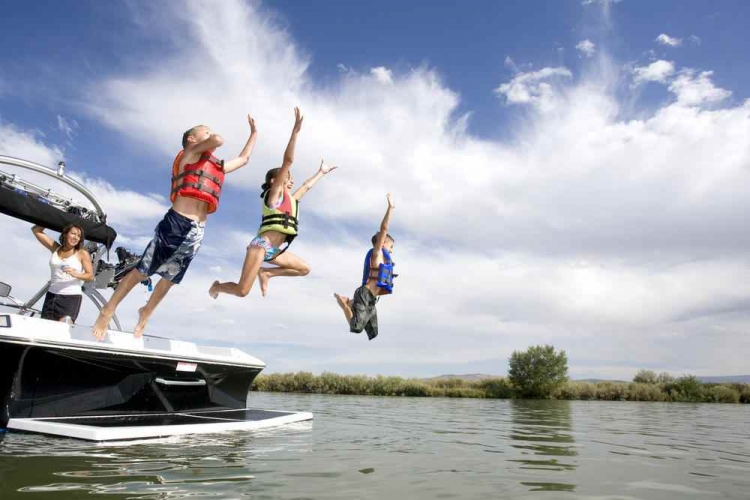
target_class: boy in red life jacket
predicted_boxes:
[92,115,258,341]
[334,193,396,341]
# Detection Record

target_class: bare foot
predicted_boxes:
[258,270,270,297]
[209,280,220,299]
[133,307,149,338]
[92,309,113,341]
[334,293,350,310]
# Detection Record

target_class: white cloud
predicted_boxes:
[370,66,393,84]
[504,56,517,71]
[668,70,731,106]
[70,173,169,231]
[0,122,64,166]
[4,0,750,378]
[576,39,596,57]
[632,60,675,84]
[655,33,682,47]
[494,66,572,111]
[689,35,702,46]
[56,115,78,140]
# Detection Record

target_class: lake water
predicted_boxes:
[1,393,749,499]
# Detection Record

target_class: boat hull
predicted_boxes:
[0,313,265,430]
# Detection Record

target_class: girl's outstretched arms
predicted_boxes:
[293,159,338,200]
[268,107,304,206]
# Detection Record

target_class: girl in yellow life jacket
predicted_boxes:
[209,107,338,299]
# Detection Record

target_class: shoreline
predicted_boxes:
[252,372,750,403]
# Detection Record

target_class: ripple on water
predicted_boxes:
[1,394,749,499]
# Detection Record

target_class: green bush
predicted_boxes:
[551,381,580,400]
[633,369,658,384]
[664,375,704,402]
[443,387,485,398]
[398,380,430,397]
[596,381,627,401]
[657,372,674,384]
[508,345,569,398]
[626,382,666,401]
[705,385,740,403]
[737,384,750,404]
[477,378,514,398]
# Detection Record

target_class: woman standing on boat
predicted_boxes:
[31,224,94,323]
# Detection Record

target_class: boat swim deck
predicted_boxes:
[7,408,313,441]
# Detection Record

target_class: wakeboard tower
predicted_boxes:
[0,155,157,329]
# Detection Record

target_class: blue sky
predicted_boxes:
[2,0,750,379]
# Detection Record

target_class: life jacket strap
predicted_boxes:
[171,183,221,200]
[196,154,224,169]
[172,169,223,187]
[267,234,296,261]
[261,213,299,230]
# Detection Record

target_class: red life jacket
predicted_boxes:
[170,150,225,214]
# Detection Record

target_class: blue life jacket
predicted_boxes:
[362,248,395,293]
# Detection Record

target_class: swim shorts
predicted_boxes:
[136,209,205,284]
[248,235,282,262]
[349,285,378,340]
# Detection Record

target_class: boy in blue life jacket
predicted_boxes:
[334,193,396,341]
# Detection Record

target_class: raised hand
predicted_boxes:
[319,159,338,175]
[292,107,304,133]
[387,193,395,209]
[248,114,257,133]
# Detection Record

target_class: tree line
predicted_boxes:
[252,345,749,403]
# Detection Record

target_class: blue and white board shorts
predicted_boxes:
[136,209,205,284]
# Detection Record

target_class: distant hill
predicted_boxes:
[697,375,750,384]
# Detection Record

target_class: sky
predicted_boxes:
[1,0,750,380]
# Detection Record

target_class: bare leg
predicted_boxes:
[93,268,146,340]
[210,246,266,298]
[133,278,175,338]
[334,293,354,324]
[258,251,310,297]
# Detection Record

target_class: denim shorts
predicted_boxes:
[136,209,205,284]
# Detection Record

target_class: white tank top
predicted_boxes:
[49,249,84,295]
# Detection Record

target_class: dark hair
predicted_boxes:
[59,224,85,251]
[260,168,282,198]
[181,125,205,149]
[372,233,395,246]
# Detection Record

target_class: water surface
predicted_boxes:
[1,393,749,499]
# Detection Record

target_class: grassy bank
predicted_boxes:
[252,372,750,403]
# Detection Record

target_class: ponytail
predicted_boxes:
[260,168,282,198]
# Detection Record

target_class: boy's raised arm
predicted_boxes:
[187,134,224,155]
[372,193,395,253]
[224,115,258,173]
